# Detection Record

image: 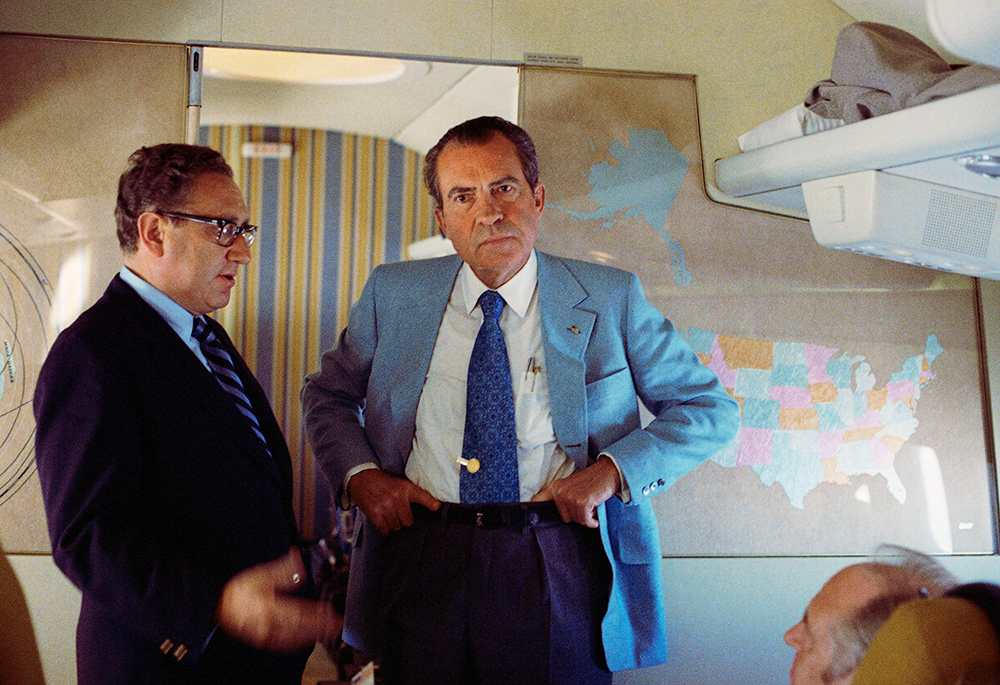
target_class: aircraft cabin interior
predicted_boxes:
[2,0,1000,682]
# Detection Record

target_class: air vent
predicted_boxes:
[922,189,995,257]
[802,170,1000,279]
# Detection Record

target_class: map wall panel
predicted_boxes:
[520,67,994,555]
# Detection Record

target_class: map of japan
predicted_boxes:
[688,329,942,508]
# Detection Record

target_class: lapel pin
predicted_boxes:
[569,325,581,334]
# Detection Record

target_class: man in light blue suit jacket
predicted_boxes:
[303,117,740,683]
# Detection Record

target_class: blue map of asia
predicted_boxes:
[553,128,692,286]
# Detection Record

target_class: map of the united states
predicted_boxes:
[552,126,943,510]
[687,329,942,508]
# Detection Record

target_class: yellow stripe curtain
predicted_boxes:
[202,124,437,539]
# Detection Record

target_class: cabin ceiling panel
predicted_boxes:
[0,0,222,43]
[200,59,481,141]
[220,0,493,62]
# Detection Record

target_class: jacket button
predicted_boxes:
[642,485,650,496]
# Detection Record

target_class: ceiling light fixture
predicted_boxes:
[203,47,406,86]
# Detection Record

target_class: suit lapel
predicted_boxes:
[385,255,462,468]
[537,252,596,468]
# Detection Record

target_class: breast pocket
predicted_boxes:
[585,367,634,413]
[516,367,556,446]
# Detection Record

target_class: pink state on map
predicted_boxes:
[868,437,896,469]
[848,409,884,430]
[736,427,773,466]
[886,380,916,401]
[708,337,737,389]
[819,431,842,460]
[770,385,812,406]
[805,344,838,383]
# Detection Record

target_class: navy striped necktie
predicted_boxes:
[460,290,519,504]
[192,316,270,456]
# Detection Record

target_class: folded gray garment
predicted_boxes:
[805,21,1000,123]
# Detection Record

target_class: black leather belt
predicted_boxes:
[413,501,562,529]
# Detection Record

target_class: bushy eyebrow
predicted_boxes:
[445,175,522,200]
[490,176,521,188]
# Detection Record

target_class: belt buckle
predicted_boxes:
[476,511,484,527]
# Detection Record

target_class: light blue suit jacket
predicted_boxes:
[303,250,740,671]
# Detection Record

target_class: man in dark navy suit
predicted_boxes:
[34,144,340,685]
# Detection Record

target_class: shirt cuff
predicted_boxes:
[598,452,631,504]
[342,462,379,508]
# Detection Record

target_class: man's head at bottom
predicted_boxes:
[784,547,957,685]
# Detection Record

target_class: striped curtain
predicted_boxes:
[201,124,438,539]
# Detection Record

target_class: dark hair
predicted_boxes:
[115,144,233,253]
[422,116,539,208]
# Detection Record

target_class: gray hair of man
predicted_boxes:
[822,544,959,684]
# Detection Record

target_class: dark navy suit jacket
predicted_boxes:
[34,275,309,685]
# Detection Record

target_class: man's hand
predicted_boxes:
[214,547,342,652]
[531,456,621,528]
[348,468,441,535]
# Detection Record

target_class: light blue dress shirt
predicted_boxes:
[119,266,210,371]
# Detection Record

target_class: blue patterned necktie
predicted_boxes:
[192,316,270,456]
[460,290,519,504]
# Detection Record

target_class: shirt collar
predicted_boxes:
[119,265,198,341]
[459,249,537,318]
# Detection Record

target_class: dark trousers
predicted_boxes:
[377,503,613,685]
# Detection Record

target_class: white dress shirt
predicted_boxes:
[404,250,577,503]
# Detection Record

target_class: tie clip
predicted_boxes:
[456,457,481,474]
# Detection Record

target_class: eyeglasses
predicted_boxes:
[160,211,259,247]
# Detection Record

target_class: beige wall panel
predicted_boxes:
[0,0,222,43]
[493,0,853,188]
[221,0,493,62]
[1,0,856,191]
[0,35,188,554]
